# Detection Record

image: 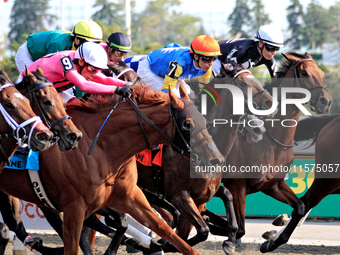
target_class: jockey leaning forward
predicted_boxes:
[17,42,133,103]
[124,34,221,97]
[212,24,284,78]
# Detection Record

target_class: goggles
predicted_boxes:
[108,47,128,58]
[86,64,102,74]
[200,56,218,63]
[264,44,280,52]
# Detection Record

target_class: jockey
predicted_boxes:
[104,32,131,64]
[124,34,221,96]
[17,42,132,103]
[212,24,284,78]
[15,19,103,78]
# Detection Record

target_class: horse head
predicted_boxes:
[16,67,82,151]
[0,70,53,152]
[107,61,147,86]
[280,51,332,114]
[168,84,224,167]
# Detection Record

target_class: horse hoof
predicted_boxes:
[272,214,289,226]
[260,240,272,253]
[235,238,242,247]
[222,240,236,255]
[262,230,277,240]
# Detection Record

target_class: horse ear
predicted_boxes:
[179,83,190,101]
[168,86,185,110]
[281,53,293,63]
[1,70,10,81]
[305,52,312,59]
[25,68,37,83]
[36,65,45,76]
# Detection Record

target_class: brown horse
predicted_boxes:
[260,114,340,252]
[0,70,55,160]
[0,84,220,255]
[217,51,332,253]
[0,68,82,254]
[137,66,275,253]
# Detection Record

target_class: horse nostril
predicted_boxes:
[209,158,221,166]
[253,127,262,135]
[319,97,327,106]
[67,133,78,142]
[264,100,272,108]
[36,132,47,141]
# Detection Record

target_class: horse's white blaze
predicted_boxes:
[14,93,25,100]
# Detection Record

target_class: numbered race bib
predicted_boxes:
[60,56,76,72]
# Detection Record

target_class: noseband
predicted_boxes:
[0,83,45,164]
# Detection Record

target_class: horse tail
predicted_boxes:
[295,115,340,144]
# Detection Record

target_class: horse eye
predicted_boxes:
[182,119,191,132]
[301,69,308,76]
[239,81,247,88]
[43,99,52,106]
[4,102,14,109]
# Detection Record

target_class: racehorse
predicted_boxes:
[260,114,340,252]
[216,51,332,253]
[0,84,219,255]
[92,61,272,254]
[0,68,82,254]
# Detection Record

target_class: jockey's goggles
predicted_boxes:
[200,56,218,63]
[108,47,128,58]
[86,64,102,74]
[264,44,280,52]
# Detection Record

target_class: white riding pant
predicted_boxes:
[15,42,34,83]
[127,56,191,98]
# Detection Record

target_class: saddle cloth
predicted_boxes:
[136,144,163,167]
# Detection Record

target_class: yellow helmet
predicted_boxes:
[71,20,103,42]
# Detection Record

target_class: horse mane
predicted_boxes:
[67,84,169,112]
[264,51,312,93]
[107,61,129,76]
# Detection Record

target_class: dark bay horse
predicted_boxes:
[260,114,340,252]
[0,68,82,254]
[0,84,217,255]
[218,51,332,253]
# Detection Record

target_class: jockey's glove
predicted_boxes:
[115,82,133,98]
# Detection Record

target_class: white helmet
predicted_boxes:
[74,42,108,69]
[254,25,284,47]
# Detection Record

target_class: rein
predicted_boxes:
[266,58,325,148]
[126,96,189,155]
[0,83,44,164]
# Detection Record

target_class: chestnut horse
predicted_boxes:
[0,68,82,254]
[0,84,220,255]
[260,114,340,252]
[217,51,332,253]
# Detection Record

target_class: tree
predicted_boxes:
[302,0,332,51]
[250,0,271,32]
[92,0,125,28]
[285,0,304,50]
[328,2,340,46]
[8,0,57,46]
[227,0,252,38]
[131,0,203,53]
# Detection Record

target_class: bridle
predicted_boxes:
[26,81,71,143]
[0,83,45,164]
[292,59,328,111]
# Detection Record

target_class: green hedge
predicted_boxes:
[274,52,322,61]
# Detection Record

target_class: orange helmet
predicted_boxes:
[190,35,222,56]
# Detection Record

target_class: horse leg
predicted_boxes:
[88,214,101,249]
[262,180,305,216]
[62,203,87,255]
[113,186,199,255]
[173,193,210,247]
[260,178,340,253]
[142,189,179,228]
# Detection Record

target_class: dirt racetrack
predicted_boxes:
[3,234,340,255]
[3,219,340,254]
